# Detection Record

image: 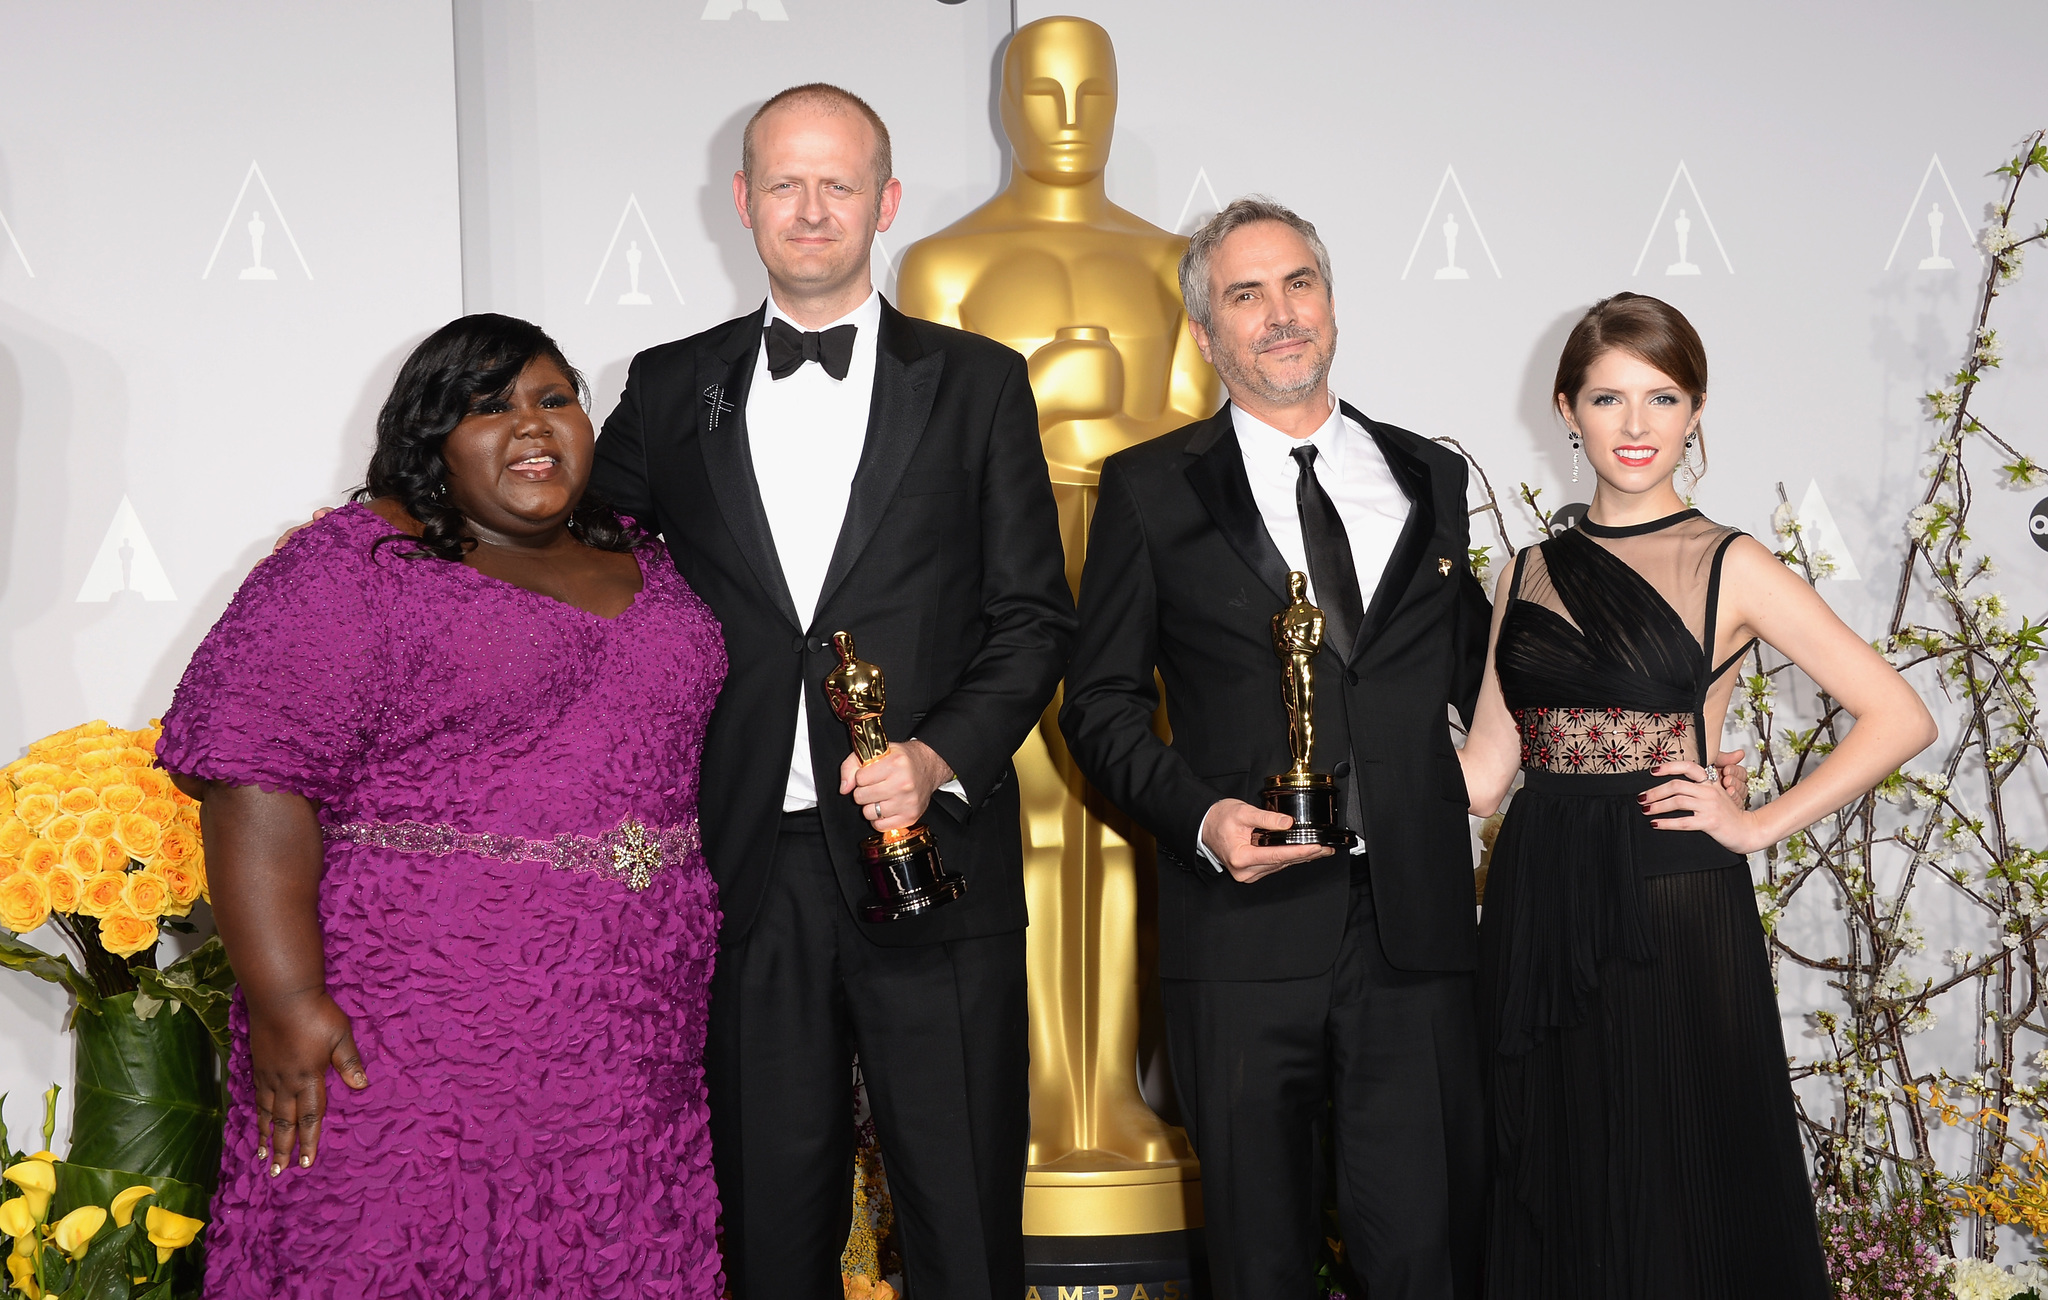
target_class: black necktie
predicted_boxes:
[764,317,857,381]
[1291,444,1365,656]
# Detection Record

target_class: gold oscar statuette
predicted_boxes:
[822,631,967,922]
[899,13,1219,1242]
[1253,573,1357,848]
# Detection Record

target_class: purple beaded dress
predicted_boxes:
[158,504,726,1298]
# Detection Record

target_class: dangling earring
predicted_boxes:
[1569,432,1582,482]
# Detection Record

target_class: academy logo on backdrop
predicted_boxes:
[0,201,33,278]
[585,194,683,307]
[1634,161,1733,277]
[1788,480,1862,580]
[76,496,176,603]
[1173,168,1223,236]
[870,231,898,298]
[1402,165,1501,281]
[1884,154,1974,273]
[202,161,312,281]
[701,0,789,18]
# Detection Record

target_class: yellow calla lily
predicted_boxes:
[0,1197,33,1238]
[144,1205,204,1264]
[23,1153,56,1165]
[1,1161,55,1222]
[5,1249,41,1299]
[51,1204,105,1259]
[109,1184,155,1228]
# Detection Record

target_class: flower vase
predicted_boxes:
[64,991,224,1192]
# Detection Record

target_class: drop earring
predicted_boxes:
[1569,432,1582,482]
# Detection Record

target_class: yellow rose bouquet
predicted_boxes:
[0,722,232,1300]
[0,720,207,981]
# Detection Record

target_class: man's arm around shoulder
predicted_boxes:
[589,349,668,523]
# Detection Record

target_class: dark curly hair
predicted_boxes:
[354,313,638,561]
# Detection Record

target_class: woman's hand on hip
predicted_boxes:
[1642,760,1771,855]
[246,990,368,1177]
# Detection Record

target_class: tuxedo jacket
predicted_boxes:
[590,299,1074,947]
[1058,402,1491,980]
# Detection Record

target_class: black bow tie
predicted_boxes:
[764,317,857,382]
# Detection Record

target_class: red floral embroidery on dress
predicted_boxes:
[1513,708,1692,774]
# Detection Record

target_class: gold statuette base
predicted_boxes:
[1251,773,1357,849]
[858,823,967,923]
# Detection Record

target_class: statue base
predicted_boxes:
[1252,772,1357,848]
[1024,1149,1203,1283]
[1024,1228,1206,1296]
[858,823,967,922]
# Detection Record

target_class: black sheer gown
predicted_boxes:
[1478,510,1828,1299]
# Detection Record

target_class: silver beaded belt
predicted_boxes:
[321,816,698,892]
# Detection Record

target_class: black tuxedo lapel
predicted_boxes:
[1182,406,1291,604]
[1349,402,1437,659]
[697,308,802,631]
[815,300,943,614]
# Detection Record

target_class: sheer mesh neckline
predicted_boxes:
[1579,508,1701,539]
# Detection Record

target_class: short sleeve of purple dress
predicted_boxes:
[158,504,726,1299]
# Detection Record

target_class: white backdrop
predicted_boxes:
[5,0,2048,1185]
[0,1,463,1146]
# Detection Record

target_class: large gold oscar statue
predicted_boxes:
[898,15,1220,1240]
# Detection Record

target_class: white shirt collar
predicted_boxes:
[1229,394,1350,474]
[763,287,882,339]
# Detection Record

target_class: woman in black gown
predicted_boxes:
[1459,293,1936,1298]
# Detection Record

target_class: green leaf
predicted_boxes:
[68,1209,144,1300]
[0,931,100,1014]
[160,937,232,994]
[62,993,223,1189]
[41,1251,78,1297]
[133,938,235,1063]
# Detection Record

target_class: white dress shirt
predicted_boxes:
[748,291,965,812]
[749,291,881,811]
[1230,397,1411,617]
[1197,396,1412,864]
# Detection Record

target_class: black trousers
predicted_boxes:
[708,812,1029,1299]
[1161,860,1485,1300]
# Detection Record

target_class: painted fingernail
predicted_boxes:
[255,1146,267,1162]
[300,1155,312,1168]
[270,1162,283,1177]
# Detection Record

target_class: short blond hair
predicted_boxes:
[741,83,893,191]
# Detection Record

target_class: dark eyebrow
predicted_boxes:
[1222,266,1319,298]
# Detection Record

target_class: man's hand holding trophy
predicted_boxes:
[823,631,969,922]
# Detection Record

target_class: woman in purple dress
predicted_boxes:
[160,315,725,1297]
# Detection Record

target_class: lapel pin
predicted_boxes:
[702,385,734,430]
[1438,557,1455,576]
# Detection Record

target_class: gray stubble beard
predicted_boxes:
[1211,324,1335,409]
